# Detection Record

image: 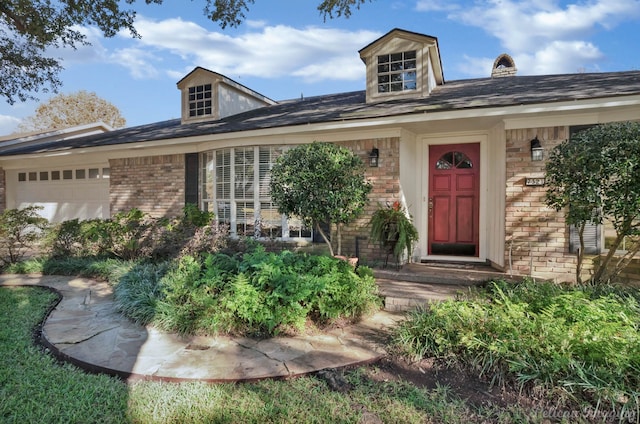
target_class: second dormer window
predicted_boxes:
[188,84,213,117]
[377,50,417,93]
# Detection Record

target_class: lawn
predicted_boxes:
[0,285,515,424]
[3,253,639,423]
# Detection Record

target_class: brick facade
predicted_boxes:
[504,126,578,281]
[336,137,402,263]
[0,167,5,213]
[109,154,185,218]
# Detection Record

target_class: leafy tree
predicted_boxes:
[16,90,126,132]
[269,142,372,257]
[545,121,640,283]
[1,0,370,104]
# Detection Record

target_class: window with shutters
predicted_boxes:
[569,223,601,254]
[200,146,311,240]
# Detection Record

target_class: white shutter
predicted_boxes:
[569,223,601,254]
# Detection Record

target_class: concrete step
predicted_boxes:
[373,262,512,312]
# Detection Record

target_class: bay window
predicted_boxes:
[201,146,311,239]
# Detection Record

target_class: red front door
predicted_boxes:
[428,143,480,256]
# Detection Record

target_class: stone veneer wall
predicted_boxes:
[505,126,578,281]
[0,167,5,213]
[109,154,185,218]
[336,137,401,262]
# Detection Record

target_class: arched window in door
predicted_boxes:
[435,151,473,170]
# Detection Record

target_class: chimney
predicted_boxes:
[491,53,517,78]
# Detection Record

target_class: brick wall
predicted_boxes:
[109,154,185,218]
[0,167,5,213]
[505,126,577,281]
[335,137,401,263]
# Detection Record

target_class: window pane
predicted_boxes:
[102,168,110,178]
[188,84,213,117]
[63,170,73,180]
[88,168,99,179]
[76,169,86,179]
[288,216,311,238]
[18,172,26,182]
[51,171,60,180]
[40,171,48,181]
[29,172,37,181]
[234,147,254,199]
[201,152,214,200]
[216,149,231,199]
[260,202,282,238]
[259,146,284,198]
[236,202,255,236]
[216,201,231,223]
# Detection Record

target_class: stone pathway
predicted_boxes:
[0,274,406,382]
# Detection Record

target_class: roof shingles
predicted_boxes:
[2,71,639,156]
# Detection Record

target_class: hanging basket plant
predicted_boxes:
[369,201,419,265]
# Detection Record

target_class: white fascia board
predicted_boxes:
[503,96,640,129]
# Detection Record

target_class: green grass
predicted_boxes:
[1,285,517,423]
[392,279,640,417]
[0,287,129,423]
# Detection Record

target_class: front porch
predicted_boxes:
[374,261,514,311]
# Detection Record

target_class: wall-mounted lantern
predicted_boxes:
[369,148,379,167]
[530,136,544,161]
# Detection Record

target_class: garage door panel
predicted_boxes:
[12,168,110,223]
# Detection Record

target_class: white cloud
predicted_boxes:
[245,19,267,28]
[53,26,109,64]
[415,0,460,12]
[110,47,161,79]
[0,115,21,136]
[125,18,379,82]
[426,0,640,76]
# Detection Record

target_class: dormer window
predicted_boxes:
[178,67,276,124]
[359,29,444,103]
[188,84,213,117]
[377,50,417,93]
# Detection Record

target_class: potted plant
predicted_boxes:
[369,201,419,268]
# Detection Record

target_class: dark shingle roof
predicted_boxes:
[2,71,640,156]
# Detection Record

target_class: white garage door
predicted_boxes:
[11,166,110,223]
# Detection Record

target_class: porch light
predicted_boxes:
[369,148,379,167]
[530,137,544,161]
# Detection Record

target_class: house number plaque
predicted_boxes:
[525,177,545,186]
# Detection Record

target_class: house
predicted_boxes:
[1,28,640,282]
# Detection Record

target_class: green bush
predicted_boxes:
[44,218,100,257]
[115,245,381,336]
[0,206,48,267]
[392,279,640,415]
[41,206,226,262]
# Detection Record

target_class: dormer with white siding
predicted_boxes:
[359,28,444,103]
[177,67,277,124]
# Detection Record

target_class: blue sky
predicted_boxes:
[1,0,639,135]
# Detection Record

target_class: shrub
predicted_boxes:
[0,206,48,267]
[392,279,640,415]
[149,206,226,260]
[44,218,98,257]
[115,246,381,336]
[83,208,155,260]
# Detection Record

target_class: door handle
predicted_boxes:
[428,198,433,216]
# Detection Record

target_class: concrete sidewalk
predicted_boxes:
[1,274,412,383]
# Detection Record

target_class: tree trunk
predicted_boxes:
[315,222,334,256]
[592,231,626,284]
